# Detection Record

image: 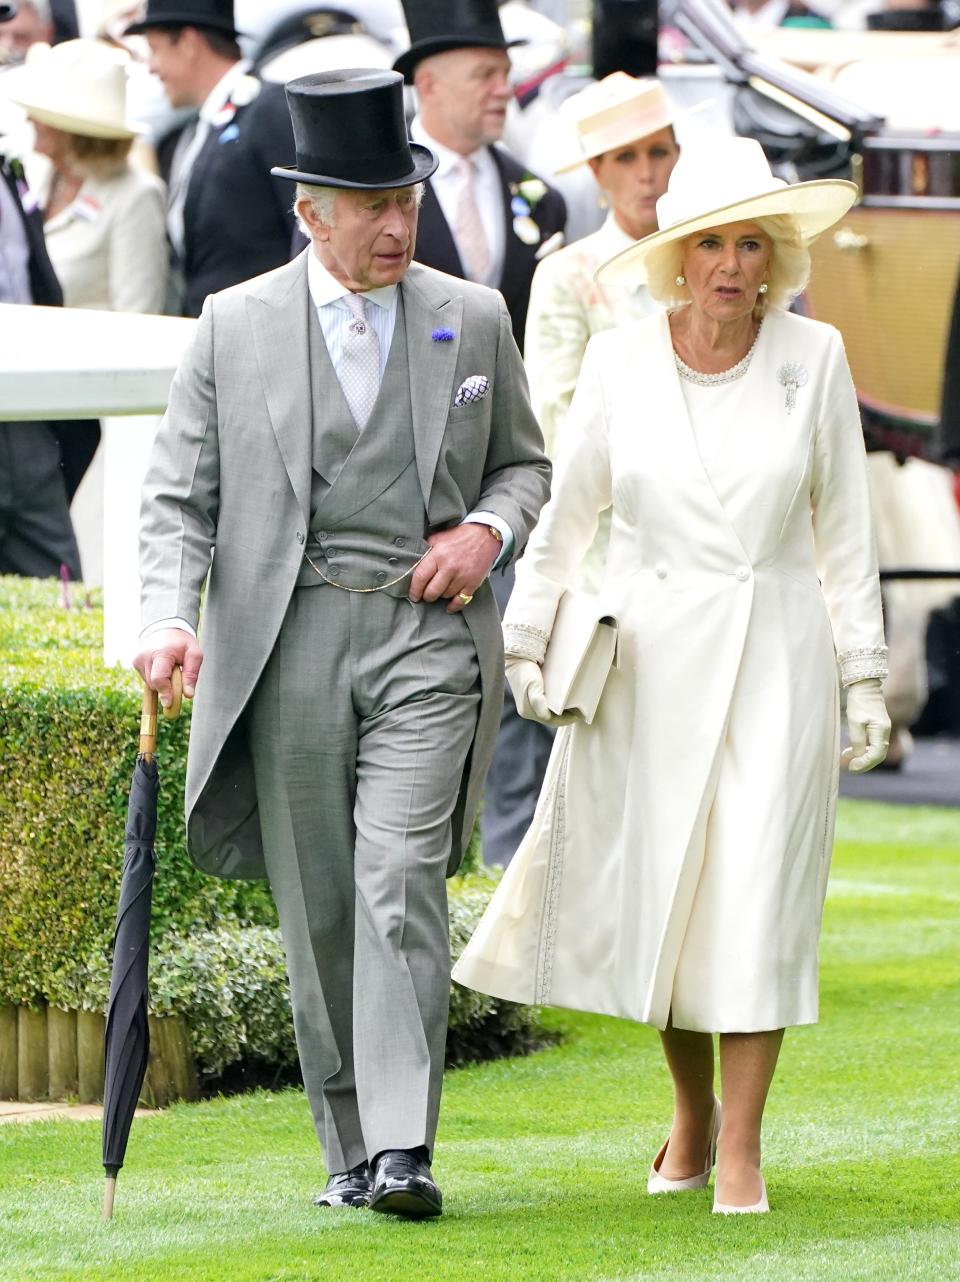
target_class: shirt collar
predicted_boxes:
[199,60,252,125]
[306,247,398,311]
[410,115,485,179]
[603,211,642,254]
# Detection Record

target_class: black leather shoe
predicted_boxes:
[369,1148,442,1219]
[313,1162,373,1208]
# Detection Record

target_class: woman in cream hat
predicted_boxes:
[455,137,890,1214]
[524,73,681,587]
[7,37,167,582]
[8,37,166,314]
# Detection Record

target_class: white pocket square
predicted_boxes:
[454,375,490,407]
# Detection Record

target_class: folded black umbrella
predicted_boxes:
[101,676,180,1220]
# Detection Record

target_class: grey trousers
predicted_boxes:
[249,586,480,1173]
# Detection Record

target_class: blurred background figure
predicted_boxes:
[0,0,53,64]
[0,1,81,579]
[729,0,832,31]
[394,0,567,868]
[8,38,166,313]
[524,73,681,591]
[7,36,166,582]
[125,0,295,317]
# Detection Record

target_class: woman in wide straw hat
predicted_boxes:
[6,37,167,581]
[8,37,166,313]
[454,136,890,1214]
[525,73,682,589]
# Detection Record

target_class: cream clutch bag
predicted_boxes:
[541,589,619,724]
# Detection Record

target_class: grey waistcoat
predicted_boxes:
[298,295,430,597]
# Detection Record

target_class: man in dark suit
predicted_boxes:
[0,64,83,579]
[394,1,566,866]
[395,0,566,353]
[126,0,295,318]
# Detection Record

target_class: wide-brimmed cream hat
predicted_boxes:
[6,39,136,140]
[555,73,683,175]
[597,136,857,286]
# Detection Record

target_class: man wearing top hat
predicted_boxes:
[136,68,550,1217]
[126,0,295,317]
[394,0,566,871]
[395,0,566,353]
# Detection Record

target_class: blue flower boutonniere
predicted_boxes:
[432,327,455,342]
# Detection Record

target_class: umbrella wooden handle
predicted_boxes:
[163,666,183,721]
[139,667,182,758]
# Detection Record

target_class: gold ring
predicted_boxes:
[457,592,474,605]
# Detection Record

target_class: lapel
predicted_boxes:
[246,251,313,526]
[490,147,531,298]
[416,182,464,277]
[402,263,464,511]
[647,313,750,563]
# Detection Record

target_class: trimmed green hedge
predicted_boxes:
[0,578,539,1079]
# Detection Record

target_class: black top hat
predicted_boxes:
[271,68,438,189]
[393,0,525,83]
[125,0,239,38]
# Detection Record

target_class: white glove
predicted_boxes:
[840,678,891,773]
[504,657,579,728]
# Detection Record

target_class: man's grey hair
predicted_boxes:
[293,182,424,237]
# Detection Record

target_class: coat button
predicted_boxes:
[296,531,305,544]
[326,547,337,558]
[736,565,751,582]
[393,536,406,547]
[317,530,328,540]
[375,571,387,583]
[655,564,668,579]
[388,556,398,566]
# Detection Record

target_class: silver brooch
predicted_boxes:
[777,362,808,414]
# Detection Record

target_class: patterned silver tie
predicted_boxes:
[340,293,380,430]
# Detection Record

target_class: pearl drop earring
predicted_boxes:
[759,281,769,295]
[675,274,686,287]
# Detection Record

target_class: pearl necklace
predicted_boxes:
[674,322,763,387]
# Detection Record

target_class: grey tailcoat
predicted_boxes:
[140,251,551,880]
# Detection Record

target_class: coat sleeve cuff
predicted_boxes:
[838,645,888,687]
[504,622,548,664]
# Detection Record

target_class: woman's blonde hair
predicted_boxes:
[644,214,811,310]
[66,133,132,179]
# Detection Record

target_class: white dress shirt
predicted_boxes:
[140,252,512,640]
[0,168,32,303]
[167,60,252,257]
[410,115,505,288]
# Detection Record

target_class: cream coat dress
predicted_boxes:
[453,307,887,1033]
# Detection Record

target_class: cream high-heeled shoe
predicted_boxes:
[713,1174,769,1214]
[647,1099,721,1194]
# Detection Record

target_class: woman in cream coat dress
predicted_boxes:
[525,74,681,461]
[524,75,681,592]
[10,38,167,582]
[454,138,891,1214]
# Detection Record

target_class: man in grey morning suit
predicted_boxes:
[134,68,550,1218]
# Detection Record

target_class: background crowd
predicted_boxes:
[1,0,958,835]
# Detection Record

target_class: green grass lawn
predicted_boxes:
[1,799,958,1282]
